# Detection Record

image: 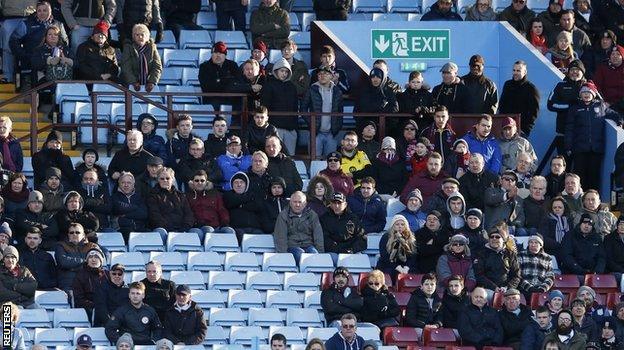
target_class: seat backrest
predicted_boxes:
[397,273,424,292]
[553,274,581,294]
[422,327,458,346]
[262,253,297,272]
[187,251,223,271]
[383,327,420,345]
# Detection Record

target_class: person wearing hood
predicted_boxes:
[56,191,100,242]
[301,65,344,158]
[166,115,201,170]
[497,0,536,34]
[109,129,155,181]
[162,284,207,345]
[360,269,400,327]
[306,174,334,218]
[32,130,74,190]
[604,215,624,274]
[399,189,427,232]
[570,298,600,342]
[137,113,169,165]
[216,135,252,191]
[198,41,239,109]
[537,0,564,38]
[353,67,399,133]
[483,170,525,231]
[459,208,488,259]
[458,287,504,348]
[498,61,541,136]
[120,24,162,93]
[261,177,290,234]
[376,214,418,277]
[461,55,498,114]
[431,62,470,114]
[401,152,446,205]
[15,191,59,250]
[75,21,119,81]
[187,169,232,235]
[17,227,57,289]
[405,273,443,328]
[261,58,299,156]
[73,148,108,191]
[594,45,624,111]
[421,0,463,20]
[0,246,37,307]
[321,267,364,326]
[539,196,573,259]
[461,115,502,175]
[94,263,130,327]
[223,171,264,239]
[325,313,366,350]
[265,135,303,197]
[437,233,477,291]
[475,228,521,297]
[421,106,456,165]
[520,306,556,350]
[72,248,107,319]
[54,222,101,292]
[518,234,554,298]
[582,30,617,79]
[111,172,148,239]
[443,191,466,233]
[147,167,195,232]
[76,168,112,228]
[320,192,367,260]
[250,0,290,48]
[397,71,435,130]
[561,213,606,274]
[0,116,23,173]
[177,138,223,188]
[465,0,497,21]
[543,309,588,349]
[499,117,538,173]
[116,333,134,350]
[346,176,385,234]
[40,167,67,214]
[280,39,310,95]
[356,122,380,162]
[359,136,407,196]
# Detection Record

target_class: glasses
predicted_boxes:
[328,159,340,163]
[451,243,465,246]
[559,317,572,323]
[110,271,123,276]
[501,177,516,182]
[68,231,82,235]
[490,235,502,239]
[194,179,206,183]
[368,282,381,286]
[404,127,416,131]
[159,177,171,181]
[342,324,356,329]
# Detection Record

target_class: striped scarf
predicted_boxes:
[135,44,148,86]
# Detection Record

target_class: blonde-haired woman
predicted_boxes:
[2,302,25,349]
[121,23,162,93]
[376,214,418,278]
[305,338,326,350]
[360,269,400,328]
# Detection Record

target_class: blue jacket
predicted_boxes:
[324,332,365,350]
[564,99,622,154]
[462,131,502,174]
[347,190,386,233]
[9,14,68,67]
[166,131,198,167]
[0,135,23,172]
[399,208,427,232]
[520,319,554,350]
[216,153,253,190]
[111,190,148,234]
[137,114,169,164]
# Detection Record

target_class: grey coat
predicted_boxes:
[273,206,324,253]
[483,186,525,230]
[498,134,537,172]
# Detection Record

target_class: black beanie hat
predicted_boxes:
[45,130,62,144]
[82,148,99,162]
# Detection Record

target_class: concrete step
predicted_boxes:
[0,104,30,112]
[0,84,16,93]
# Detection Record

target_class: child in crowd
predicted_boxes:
[397,71,435,130]
[444,139,471,179]
[410,137,431,176]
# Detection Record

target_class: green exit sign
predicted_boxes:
[400,62,428,72]
[371,29,451,60]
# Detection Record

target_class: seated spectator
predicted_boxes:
[597,320,622,349]
[521,306,555,350]
[0,0,36,83]
[162,284,207,345]
[415,211,449,274]
[76,169,111,228]
[396,119,419,162]
[244,106,278,155]
[545,156,567,198]
[409,137,431,176]
[526,18,549,54]
[137,114,168,165]
[273,191,324,262]
[550,10,591,55]
[301,66,343,158]
[246,151,272,200]
[32,130,74,190]
[422,0,462,20]
[321,267,364,327]
[121,24,161,92]
[546,290,564,315]
[358,122,381,161]
[177,138,223,187]
[204,116,231,160]
[475,229,521,297]
[543,309,587,348]
[0,246,37,307]
[498,61,541,136]
[458,153,499,211]
[61,0,116,54]
[405,273,443,328]
[75,21,119,81]
[439,275,470,328]
[105,281,163,345]
[399,189,427,232]
[217,136,252,190]
[347,177,385,234]
[261,59,299,155]
[425,178,461,214]
[136,156,164,199]
[360,137,407,196]
[519,176,549,233]
[571,298,599,341]
[166,115,199,169]
[30,24,74,86]
[0,225,11,252]
[465,0,497,21]
[518,235,554,299]
[265,136,303,196]
[141,261,175,322]
[160,0,202,39]
[56,191,99,241]
[73,149,108,191]
[353,68,399,133]
[15,191,58,249]
[613,305,624,341]
[576,286,610,323]
[0,116,22,173]
[325,313,366,350]
[562,173,583,213]
[401,152,446,205]
[320,192,367,260]
[461,208,488,258]
[573,190,617,237]
[547,31,579,73]
[484,170,524,231]
[462,114,502,174]
[497,0,536,34]
[539,197,573,259]
[252,40,270,73]
[397,71,434,130]
[320,152,355,197]
[147,167,194,232]
[605,216,624,275]
[18,228,57,289]
[310,45,350,94]
[443,192,466,233]
[261,177,289,233]
[94,263,129,327]
[376,215,417,277]
[73,248,107,319]
[432,62,469,113]
[499,117,537,173]
[55,223,100,292]
[109,130,154,181]
[458,287,504,347]
[499,288,533,347]
[250,0,290,49]
[40,167,66,214]
[2,302,26,349]
[561,213,605,275]
[187,170,232,234]
[437,234,477,291]
[223,172,264,239]
[198,42,239,109]
[583,30,617,79]
[537,0,563,38]
[111,172,148,240]
[306,175,334,218]
[360,269,400,327]
[421,106,456,163]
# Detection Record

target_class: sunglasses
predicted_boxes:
[368,282,381,286]
[404,127,416,131]
[501,177,516,182]
[110,271,123,276]
[451,243,465,246]
[68,231,82,235]
[193,179,206,183]
[490,235,502,239]
[342,324,355,329]
[328,159,340,162]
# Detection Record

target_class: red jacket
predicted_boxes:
[187,189,230,228]
[400,170,447,205]
[320,168,354,196]
[594,62,624,105]
[410,154,429,177]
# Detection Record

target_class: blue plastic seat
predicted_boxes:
[96,232,126,252]
[167,232,203,252]
[388,0,421,12]
[182,68,200,86]
[214,31,249,49]
[179,30,213,49]
[306,327,336,342]
[208,308,246,327]
[262,253,297,272]
[160,67,183,85]
[152,30,177,49]
[292,0,314,11]
[289,31,310,50]
[248,308,285,327]
[304,290,322,309]
[35,291,70,310]
[246,271,283,291]
[286,308,323,328]
[352,0,386,12]
[17,309,51,328]
[242,234,276,254]
[110,252,147,271]
[230,326,267,345]
[337,254,371,273]
[265,290,302,309]
[208,271,245,290]
[55,83,89,104]
[188,251,223,272]
[128,232,164,253]
[197,11,219,30]
[372,13,408,20]
[163,49,200,67]
[225,252,261,272]
[192,289,226,309]
[301,13,316,31]
[171,271,206,290]
[284,272,320,291]
[149,252,186,271]
[228,289,264,309]
[34,328,71,346]
[204,326,228,345]
[269,326,305,344]
[53,308,90,328]
[299,253,334,273]
[205,233,240,253]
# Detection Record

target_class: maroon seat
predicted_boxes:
[553,275,581,294]
[320,271,356,290]
[422,327,458,347]
[397,273,424,293]
[383,327,421,349]
[606,292,622,310]
[585,274,619,294]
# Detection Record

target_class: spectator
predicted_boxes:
[246,151,273,200]
[187,170,232,234]
[310,45,350,94]
[410,137,432,175]
[306,175,334,218]
[72,248,107,319]
[458,287,504,348]
[605,216,624,275]
[462,55,498,114]
[111,172,148,240]
[301,66,344,158]
[243,106,278,155]
[498,61,541,136]
[373,59,402,96]
[462,208,489,258]
[18,228,57,289]
[115,0,163,44]
[121,24,162,93]
[228,60,266,112]
[426,178,460,214]
[160,0,202,39]
[462,115,502,174]
[401,152,446,205]
[166,115,199,169]
[105,281,163,345]
[355,123,379,162]
[499,288,534,348]
[537,0,564,40]
[321,267,364,326]
[141,261,175,322]
[204,116,231,160]
[273,191,324,262]
[361,137,408,196]
[561,213,606,274]
[162,285,207,345]
[223,172,264,238]
[353,68,399,133]
[439,275,470,329]
[577,286,610,323]
[325,313,365,350]
[261,177,289,233]
[251,37,270,75]
[570,298,599,341]
[115,333,134,349]
[550,10,592,56]
[498,0,536,34]
[41,168,66,214]
[583,30,616,79]
[520,176,549,234]
[177,138,223,187]
[543,309,587,348]
[60,0,115,53]
[198,42,239,109]
[73,148,108,191]
[399,189,427,232]
[431,62,469,113]
[574,190,617,237]
[76,169,112,228]
[397,71,435,130]
[545,156,567,198]
[30,25,74,85]
[0,246,37,307]
[518,234,555,298]
[56,191,100,241]
[2,173,30,220]
[546,290,564,315]
[465,0,497,21]
[261,60,299,155]
[75,21,119,81]
[520,306,555,350]
[155,338,174,350]
[2,302,26,349]
[347,177,385,234]
[217,136,252,190]
[437,234,477,291]
[108,130,154,180]
[32,130,74,190]
[613,304,624,342]
[442,192,466,233]
[147,167,195,232]
[0,116,23,172]
[376,215,417,277]
[338,132,371,180]
[54,223,100,292]
[360,270,400,327]
[561,173,583,213]
[213,0,246,31]
[539,196,573,258]
[421,0,463,20]
[573,0,593,41]
[475,229,521,297]
[526,18,549,54]
[547,31,579,73]
[250,0,289,48]
[483,171,524,231]
[396,119,419,161]
[405,273,443,328]
[421,106,456,165]
[265,136,303,196]
[320,192,367,259]
[597,320,621,349]
[458,153,499,211]
[280,39,310,95]
[0,0,36,83]
[499,117,537,173]
[94,263,129,327]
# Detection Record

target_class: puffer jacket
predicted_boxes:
[475,245,521,290]
[177,155,223,186]
[518,248,555,292]
[9,14,68,67]
[0,265,37,306]
[216,153,253,190]
[162,301,207,345]
[564,99,623,154]
[121,39,162,85]
[547,77,587,133]
[61,0,117,28]
[111,190,148,234]
[137,114,169,164]
[301,81,344,136]
[360,285,400,325]
[461,73,498,114]
[439,289,470,329]
[187,188,229,228]
[72,264,108,310]
[405,288,443,328]
[267,153,303,196]
[347,189,386,234]
[261,59,299,131]
[75,38,119,80]
[147,186,195,231]
[54,239,101,289]
[462,131,502,174]
[273,206,324,253]
[561,225,606,274]
[319,208,367,254]
[250,3,290,48]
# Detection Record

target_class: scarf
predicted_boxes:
[1,186,29,203]
[0,137,16,171]
[376,150,400,165]
[548,213,570,243]
[8,265,19,277]
[387,230,416,263]
[467,4,497,20]
[174,302,192,312]
[530,32,548,54]
[135,43,149,86]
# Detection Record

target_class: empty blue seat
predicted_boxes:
[179,30,213,49]
[228,289,263,309]
[289,31,310,50]
[358,327,381,342]
[197,11,219,30]
[372,13,408,20]
[171,271,206,289]
[205,233,240,253]
[248,308,284,328]
[160,67,183,85]
[208,271,245,290]
[246,271,282,291]
[182,68,200,86]
[34,328,71,346]
[192,289,226,309]
[262,253,297,272]
[289,13,301,31]
[269,326,305,344]
[242,234,276,253]
[73,102,111,144]
[292,0,314,11]
[209,308,246,327]
[284,272,320,291]
[286,308,323,328]
[230,326,267,345]
[163,49,200,67]
[204,326,228,345]
[352,0,386,12]
[110,252,147,272]
[199,48,212,64]
[35,291,70,310]
[527,0,550,11]
[96,232,126,252]
[265,290,302,309]
[306,327,336,342]
[225,252,260,272]
[233,49,252,65]
[167,232,203,252]
[128,232,164,252]
[188,251,223,272]
[214,31,249,49]
[421,0,437,12]
[301,13,316,31]
[337,254,371,273]
[55,83,89,104]
[18,309,51,328]
[164,85,201,104]
[386,197,406,217]
[493,0,512,11]
[388,0,421,12]
[309,161,325,178]
[304,290,322,309]
[53,308,90,328]
[153,30,177,49]
[149,252,186,271]
[299,253,334,273]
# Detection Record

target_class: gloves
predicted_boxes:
[155,23,164,44]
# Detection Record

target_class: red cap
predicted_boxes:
[253,40,268,55]
[502,117,516,128]
[92,21,110,37]
[579,81,599,97]
[213,41,227,55]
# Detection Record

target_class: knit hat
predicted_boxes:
[333,266,350,278]
[0,223,12,238]
[440,62,458,73]
[86,248,105,265]
[381,136,396,150]
[155,338,174,350]
[407,189,423,204]
[369,67,384,80]
[362,340,378,350]
[600,30,617,44]
[3,246,18,260]
[390,214,409,229]
[579,81,599,98]
[528,234,544,246]
[253,40,268,55]
[442,177,460,186]
[327,151,342,161]
[548,289,564,301]
[82,148,99,162]
[116,333,134,348]
[404,119,418,131]
[568,59,585,74]
[416,137,431,148]
[465,208,483,221]
[45,130,62,144]
[28,190,44,204]
[452,139,468,150]
[580,213,594,225]
[46,167,62,180]
[213,41,227,55]
[449,234,469,245]
[427,210,443,221]
[230,172,249,192]
[363,120,377,131]
[92,21,109,37]
[577,286,596,300]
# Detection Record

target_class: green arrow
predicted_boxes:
[374,35,390,53]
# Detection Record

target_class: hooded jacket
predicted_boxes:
[32,143,74,190]
[301,81,344,136]
[40,182,66,214]
[223,172,264,229]
[405,287,443,328]
[76,180,112,228]
[431,78,470,113]
[561,224,606,274]
[162,301,207,345]
[436,240,477,291]
[444,192,466,231]
[136,114,169,164]
[320,208,367,254]
[320,282,364,324]
[475,244,521,290]
[273,206,324,253]
[261,58,300,131]
[354,70,399,115]
[250,3,290,48]
[498,75,541,135]
[72,263,108,310]
[147,185,195,231]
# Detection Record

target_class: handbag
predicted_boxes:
[46,63,73,81]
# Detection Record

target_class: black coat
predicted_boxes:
[320,283,364,324]
[108,147,154,179]
[561,226,606,274]
[18,247,57,289]
[357,155,408,196]
[222,190,264,230]
[261,76,300,130]
[458,304,504,347]
[94,278,129,327]
[147,186,195,232]
[462,74,499,114]
[243,123,279,154]
[176,156,223,185]
[547,77,586,133]
[458,170,499,211]
[141,278,176,320]
[522,196,548,229]
[72,265,108,310]
[319,209,367,254]
[564,100,622,154]
[261,196,288,233]
[75,39,119,80]
[14,208,59,250]
[414,226,449,274]
[204,133,229,160]
[162,301,207,345]
[32,147,74,189]
[431,81,471,113]
[520,319,555,350]
[246,170,273,200]
[76,183,112,228]
[405,288,443,328]
[354,83,399,114]
[56,208,100,240]
[199,58,240,105]
[538,214,573,258]
[267,154,303,197]
[396,87,435,130]
[545,172,566,198]
[475,246,521,290]
[105,302,163,345]
[360,285,400,325]
[498,76,540,135]
[439,290,470,329]
[603,230,624,273]
[498,304,533,344]
[111,190,149,235]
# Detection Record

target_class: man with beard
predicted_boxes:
[543,309,587,348]
[520,306,556,350]
[227,59,265,112]
[462,55,498,114]
[321,267,364,326]
[431,62,469,113]
[498,61,540,136]
[497,0,536,34]
[401,153,446,205]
